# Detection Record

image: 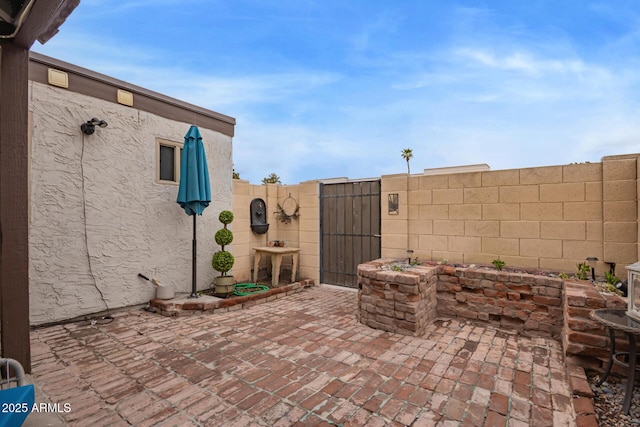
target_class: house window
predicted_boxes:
[156,139,182,184]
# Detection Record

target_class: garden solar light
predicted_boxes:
[586,257,598,281]
[81,117,108,135]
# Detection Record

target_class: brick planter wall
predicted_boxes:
[436,265,565,338]
[357,258,437,336]
[563,280,627,371]
[357,259,632,373]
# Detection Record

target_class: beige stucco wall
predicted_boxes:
[382,155,639,277]
[29,82,232,324]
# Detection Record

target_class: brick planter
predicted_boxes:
[357,258,437,336]
[357,258,630,374]
[435,264,565,338]
[150,280,314,317]
[563,280,627,371]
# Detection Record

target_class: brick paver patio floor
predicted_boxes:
[29,285,577,426]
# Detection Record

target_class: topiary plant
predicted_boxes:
[212,210,234,277]
[212,251,234,275]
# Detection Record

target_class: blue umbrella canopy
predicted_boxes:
[177,126,211,216]
[176,125,211,298]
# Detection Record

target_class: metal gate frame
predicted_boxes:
[320,180,381,288]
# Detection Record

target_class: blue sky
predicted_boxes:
[33,1,640,184]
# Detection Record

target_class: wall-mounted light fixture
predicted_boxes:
[81,118,108,135]
[586,257,598,281]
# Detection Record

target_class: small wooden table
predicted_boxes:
[252,247,300,287]
[590,308,640,414]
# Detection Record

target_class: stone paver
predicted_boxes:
[27,285,577,426]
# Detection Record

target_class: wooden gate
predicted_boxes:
[320,180,381,288]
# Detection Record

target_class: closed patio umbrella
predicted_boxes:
[177,125,211,298]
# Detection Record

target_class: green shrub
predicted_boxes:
[576,263,590,280]
[212,210,234,276]
[605,271,620,285]
[492,258,505,271]
[215,228,233,246]
[218,210,234,225]
[212,251,234,276]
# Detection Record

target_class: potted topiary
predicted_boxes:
[212,210,235,297]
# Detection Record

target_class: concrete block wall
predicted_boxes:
[382,155,640,278]
[232,180,320,285]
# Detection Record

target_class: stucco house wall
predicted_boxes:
[28,54,234,325]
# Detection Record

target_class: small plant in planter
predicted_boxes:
[492,258,505,271]
[575,262,590,280]
[212,210,235,297]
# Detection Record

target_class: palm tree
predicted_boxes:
[401,148,413,174]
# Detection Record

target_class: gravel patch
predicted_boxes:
[589,373,640,426]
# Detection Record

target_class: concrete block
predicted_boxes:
[433,220,465,236]
[603,158,637,181]
[419,205,449,219]
[463,253,497,265]
[382,175,409,191]
[498,255,540,270]
[603,201,637,222]
[563,202,602,221]
[604,242,638,264]
[482,169,520,187]
[562,240,603,260]
[408,175,420,191]
[417,174,449,190]
[541,221,586,240]
[520,202,563,220]
[520,166,563,184]
[408,189,432,205]
[482,203,520,220]
[432,251,462,263]
[520,239,562,258]
[481,237,520,256]
[563,163,602,183]
[603,180,636,201]
[448,172,482,188]
[384,233,410,249]
[540,183,585,202]
[586,221,603,242]
[464,186,499,204]
[501,221,540,238]
[465,220,500,237]
[449,204,482,220]
[539,258,580,275]
[432,188,463,205]
[499,185,539,203]
[585,182,602,201]
[411,219,433,234]
[408,204,420,220]
[448,236,482,253]
[382,219,408,235]
[604,222,637,243]
[419,234,448,251]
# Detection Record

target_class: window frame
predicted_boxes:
[155,138,183,185]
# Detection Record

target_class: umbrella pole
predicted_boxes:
[189,215,199,298]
